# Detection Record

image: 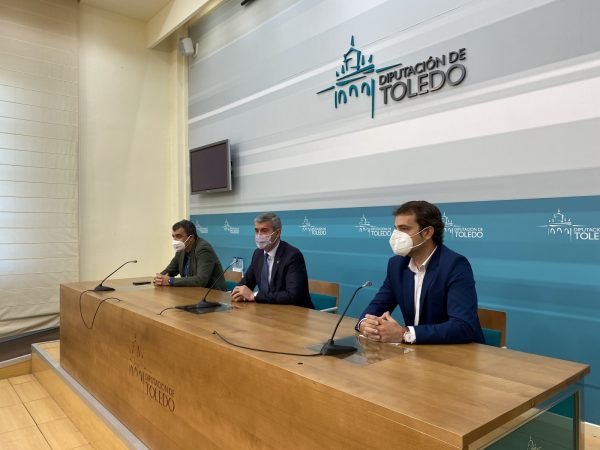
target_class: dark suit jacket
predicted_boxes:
[161,237,226,290]
[239,240,314,308]
[358,245,484,344]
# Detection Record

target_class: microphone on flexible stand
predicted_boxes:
[93,260,138,292]
[178,258,239,311]
[320,281,373,356]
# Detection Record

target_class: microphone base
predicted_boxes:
[320,341,357,356]
[195,300,221,309]
[93,285,115,292]
[176,301,222,312]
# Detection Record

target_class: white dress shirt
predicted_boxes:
[264,241,279,283]
[404,246,437,343]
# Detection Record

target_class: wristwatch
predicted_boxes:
[168,277,174,286]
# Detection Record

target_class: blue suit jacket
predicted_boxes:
[358,245,484,344]
[239,240,314,309]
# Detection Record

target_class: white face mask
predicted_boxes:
[172,235,191,252]
[255,231,276,250]
[389,227,429,256]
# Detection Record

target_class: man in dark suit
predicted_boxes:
[231,212,314,308]
[154,219,226,290]
[357,201,484,344]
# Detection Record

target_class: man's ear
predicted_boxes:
[423,226,435,240]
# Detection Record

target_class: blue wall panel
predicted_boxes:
[192,194,600,423]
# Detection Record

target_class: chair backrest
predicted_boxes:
[224,270,242,291]
[308,279,339,312]
[478,308,507,347]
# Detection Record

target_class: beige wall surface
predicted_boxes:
[78,5,184,282]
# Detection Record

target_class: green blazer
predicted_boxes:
[161,237,226,290]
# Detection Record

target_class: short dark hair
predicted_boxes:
[393,201,444,245]
[172,219,197,238]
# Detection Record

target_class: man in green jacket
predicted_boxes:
[153,220,226,290]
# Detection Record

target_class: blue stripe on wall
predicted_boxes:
[192,194,600,423]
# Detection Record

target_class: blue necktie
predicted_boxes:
[183,254,191,277]
[260,253,270,293]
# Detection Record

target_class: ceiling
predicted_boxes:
[79,0,173,22]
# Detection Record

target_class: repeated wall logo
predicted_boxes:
[194,221,209,234]
[442,212,484,239]
[355,214,392,237]
[539,208,599,241]
[223,219,240,234]
[127,334,175,413]
[300,216,327,236]
[317,36,468,118]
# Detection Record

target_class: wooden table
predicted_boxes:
[60,278,589,450]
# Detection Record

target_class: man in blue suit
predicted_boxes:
[231,212,314,308]
[357,201,484,344]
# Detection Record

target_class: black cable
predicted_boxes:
[157,306,184,316]
[212,330,321,357]
[79,290,121,330]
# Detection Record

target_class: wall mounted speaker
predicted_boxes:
[178,37,198,57]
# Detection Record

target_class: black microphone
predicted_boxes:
[178,258,239,311]
[94,260,138,292]
[320,281,373,356]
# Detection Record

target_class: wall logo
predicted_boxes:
[300,216,327,236]
[317,36,377,118]
[128,334,176,413]
[355,214,392,237]
[317,36,468,119]
[539,208,599,241]
[223,219,240,234]
[442,212,484,239]
[194,221,208,234]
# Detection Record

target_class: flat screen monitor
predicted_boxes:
[190,139,232,193]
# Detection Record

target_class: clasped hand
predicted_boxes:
[153,273,169,286]
[230,285,255,302]
[362,311,406,343]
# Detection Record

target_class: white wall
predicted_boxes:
[188,0,600,214]
[79,5,185,282]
